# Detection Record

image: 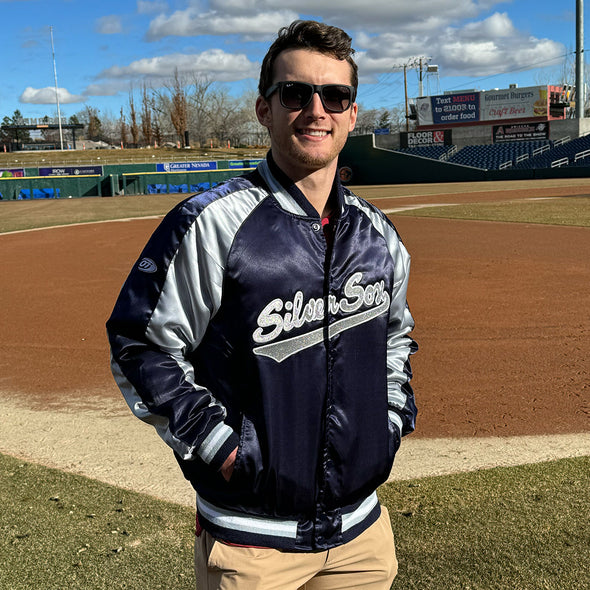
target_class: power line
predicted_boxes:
[443,51,575,93]
[358,72,405,105]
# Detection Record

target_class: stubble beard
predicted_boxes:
[286,134,343,173]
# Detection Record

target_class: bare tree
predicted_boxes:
[353,106,380,135]
[151,91,175,145]
[140,83,154,147]
[128,88,140,146]
[152,116,164,147]
[80,105,103,142]
[166,68,189,146]
[187,75,213,147]
[352,105,406,136]
[207,87,250,146]
[100,110,119,145]
[97,77,271,148]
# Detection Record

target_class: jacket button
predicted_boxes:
[312,222,321,232]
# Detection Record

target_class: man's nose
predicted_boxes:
[304,91,327,116]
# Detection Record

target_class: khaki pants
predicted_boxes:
[194,506,397,590]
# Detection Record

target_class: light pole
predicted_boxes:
[50,26,64,150]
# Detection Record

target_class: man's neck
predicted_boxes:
[293,164,337,217]
[271,154,338,217]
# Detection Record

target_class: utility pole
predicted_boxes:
[403,64,409,132]
[576,0,585,118]
[393,57,429,131]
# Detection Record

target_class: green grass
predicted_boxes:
[0,453,195,590]
[0,194,189,233]
[383,457,590,589]
[2,453,588,590]
[394,196,590,227]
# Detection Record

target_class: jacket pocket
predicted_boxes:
[231,414,265,494]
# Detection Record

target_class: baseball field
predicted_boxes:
[0,176,589,589]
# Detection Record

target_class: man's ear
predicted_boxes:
[256,95,272,128]
[348,102,358,133]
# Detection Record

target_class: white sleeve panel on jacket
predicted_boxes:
[343,192,417,439]
[111,355,199,460]
[112,185,268,466]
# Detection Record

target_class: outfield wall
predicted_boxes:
[0,160,259,200]
[338,135,590,185]
[1,138,590,198]
[339,135,487,184]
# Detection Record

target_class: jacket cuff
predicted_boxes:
[208,430,240,472]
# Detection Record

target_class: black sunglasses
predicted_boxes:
[265,81,356,113]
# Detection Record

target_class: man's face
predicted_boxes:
[256,49,358,179]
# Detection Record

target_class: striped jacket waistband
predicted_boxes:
[196,491,380,552]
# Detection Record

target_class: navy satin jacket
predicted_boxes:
[107,156,417,551]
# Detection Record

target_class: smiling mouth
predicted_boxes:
[299,128,330,137]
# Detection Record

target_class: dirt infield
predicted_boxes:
[0,184,588,505]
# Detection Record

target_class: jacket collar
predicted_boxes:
[258,152,343,220]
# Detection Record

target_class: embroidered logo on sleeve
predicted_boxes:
[252,272,390,363]
[138,258,157,273]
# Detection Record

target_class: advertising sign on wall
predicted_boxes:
[416,92,480,126]
[39,166,103,176]
[481,86,548,121]
[493,123,550,143]
[416,85,550,127]
[1,168,25,178]
[228,159,264,169]
[400,129,452,147]
[157,161,218,172]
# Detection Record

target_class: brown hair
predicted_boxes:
[258,20,358,97]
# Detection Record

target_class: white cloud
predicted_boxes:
[97,49,260,82]
[65,2,566,108]
[145,8,297,40]
[142,0,496,42]
[84,82,130,97]
[96,15,123,35]
[137,0,168,14]
[354,12,565,79]
[209,0,495,32]
[459,11,516,39]
[19,87,86,105]
[141,1,542,81]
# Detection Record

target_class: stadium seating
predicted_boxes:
[395,140,563,170]
[448,141,553,170]
[513,134,590,169]
[394,145,455,160]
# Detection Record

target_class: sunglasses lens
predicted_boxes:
[321,85,352,112]
[280,83,313,109]
[278,83,353,112]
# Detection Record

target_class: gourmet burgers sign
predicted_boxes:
[416,85,549,126]
[482,87,548,121]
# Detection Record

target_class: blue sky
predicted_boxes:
[1,0,583,121]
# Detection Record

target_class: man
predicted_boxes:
[107,19,417,589]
